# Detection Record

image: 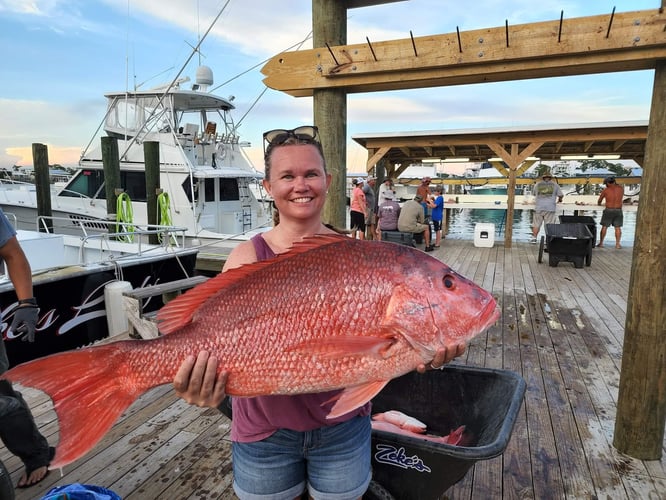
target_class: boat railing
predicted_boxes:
[51,187,103,210]
[36,215,189,262]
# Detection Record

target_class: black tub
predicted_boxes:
[367,365,526,500]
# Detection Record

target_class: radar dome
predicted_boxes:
[195,65,214,87]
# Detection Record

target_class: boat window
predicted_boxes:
[203,178,240,202]
[60,170,147,202]
[181,178,198,203]
[60,170,104,198]
[121,172,147,202]
[220,178,240,201]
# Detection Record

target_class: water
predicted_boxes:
[444,209,637,246]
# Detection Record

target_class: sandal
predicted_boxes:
[17,446,55,488]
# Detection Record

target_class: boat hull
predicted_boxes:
[1,250,198,368]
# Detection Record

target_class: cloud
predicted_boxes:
[0,98,102,167]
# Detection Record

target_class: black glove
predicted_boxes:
[10,305,39,342]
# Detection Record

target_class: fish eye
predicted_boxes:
[443,274,456,289]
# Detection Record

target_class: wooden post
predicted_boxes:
[505,165,517,247]
[101,136,121,224]
[313,0,347,229]
[613,60,666,459]
[144,141,161,245]
[31,143,53,233]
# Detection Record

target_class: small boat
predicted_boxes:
[0,215,199,368]
[0,66,272,246]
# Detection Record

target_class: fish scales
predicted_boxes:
[3,235,499,468]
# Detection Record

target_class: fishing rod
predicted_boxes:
[118,0,233,161]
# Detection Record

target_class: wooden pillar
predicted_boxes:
[613,60,666,459]
[312,0,347,229]
[101,136,121,223]
[144,141,160,245]
[31,143,53,233]
[505,164,517,248]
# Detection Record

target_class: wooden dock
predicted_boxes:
[4,239,665,499]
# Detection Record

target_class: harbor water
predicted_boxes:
[443,208,637,246]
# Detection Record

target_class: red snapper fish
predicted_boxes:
[3,235,498,469]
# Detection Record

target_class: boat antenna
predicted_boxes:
[118,0,232,160]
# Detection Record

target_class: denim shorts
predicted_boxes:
[232,415,372,500]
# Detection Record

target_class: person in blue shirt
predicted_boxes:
[431,185,445,247]
[0,207,54,489]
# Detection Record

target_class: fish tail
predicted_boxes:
[4,342,148,469]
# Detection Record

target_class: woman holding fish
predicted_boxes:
[173,126,467,500]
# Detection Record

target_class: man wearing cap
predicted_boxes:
[376,190,401,239]
[350,178,367,239]
[398,194,434,251]
[531,170,564,243]
[597,176,624,248]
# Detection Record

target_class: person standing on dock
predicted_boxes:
[378,177,395,204]
[363,177,377,240]
[416,176,432,217]
[530,171,563,243]
[0,208,55,489]
[350,177,367,239]
[172,125,466,500]
[431,185,445,248]
[597,176,624,249]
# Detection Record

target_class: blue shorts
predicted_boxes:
[232,415,372,500]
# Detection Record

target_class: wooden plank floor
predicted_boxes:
[4,239,666,499]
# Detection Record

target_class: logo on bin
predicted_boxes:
[374,444,431,473]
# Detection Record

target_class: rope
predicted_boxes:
[157,191,173,244]
[116,192,134,242]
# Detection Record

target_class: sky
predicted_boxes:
[0,0,658,174]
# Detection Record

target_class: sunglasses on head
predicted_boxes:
[263,126,320,155]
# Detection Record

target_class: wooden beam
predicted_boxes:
[367,146,390,170]
[263,10,666,96]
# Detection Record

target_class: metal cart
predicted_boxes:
[538,223,593,268]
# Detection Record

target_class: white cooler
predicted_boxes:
[474,223,495,248]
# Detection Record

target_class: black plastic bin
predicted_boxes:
[559,215,597,247]
[381,231,416,247]
[368,365,526,500]
[545,223,593,268]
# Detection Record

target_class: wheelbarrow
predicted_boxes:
[365,365,526,500]
[538,223,593,268]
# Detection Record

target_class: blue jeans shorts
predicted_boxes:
[232,415,372,500]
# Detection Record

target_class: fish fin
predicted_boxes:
[287,335,399,359]
[4,342,150,469]
[157,234,348,334]
[326,380,390,419]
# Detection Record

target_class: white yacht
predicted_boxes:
[0,66,272,245]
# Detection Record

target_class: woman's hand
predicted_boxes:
[416,343,466,374]
[173,351,228,408]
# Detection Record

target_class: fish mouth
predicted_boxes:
[476,299,500,332]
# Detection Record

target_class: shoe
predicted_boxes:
[529,237,537,244]
[425,245,434,252]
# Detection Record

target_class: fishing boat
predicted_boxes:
[463,162,526,196]
[0,215,199,368]
[0,66,272,246]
